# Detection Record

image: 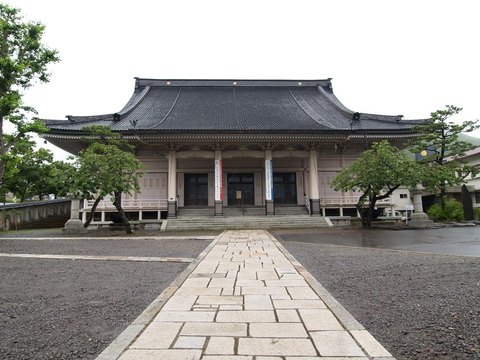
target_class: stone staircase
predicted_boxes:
[167,206,327,231]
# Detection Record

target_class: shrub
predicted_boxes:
[427,198,464,221]
[474,207,480,220]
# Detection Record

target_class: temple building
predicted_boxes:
[43,78,422,222]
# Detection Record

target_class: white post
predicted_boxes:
[265,149,274,215]
[214,150,223,216]
[167,151,177,218]
[309,149,320,214]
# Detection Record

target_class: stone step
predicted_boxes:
[166,215,328,230]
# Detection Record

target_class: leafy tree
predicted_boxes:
[73,126,143,233]
[332,140,423,227]
[0,3,59,185]
[409,105,479,209]
[3,146,52,201]
[45,160,77,198]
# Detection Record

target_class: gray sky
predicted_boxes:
[6,0,480,159]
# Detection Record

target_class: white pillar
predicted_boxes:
[214,150,223,216]
[309,149,320,214]
[167,151,177,218]
[265,149,274,215]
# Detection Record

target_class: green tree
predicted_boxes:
[409,105,479,209]
[3,146,53,201]
[0,3,59,185]
[45,160,77,198]
[332,140,423,227]
[73,126,143,233]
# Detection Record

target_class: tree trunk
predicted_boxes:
[365,200,376,228]
[84,196,103,228]
[112,191,132,234]
[0,115,5,185]
[439,185,447,211]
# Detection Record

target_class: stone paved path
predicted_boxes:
[114,230,394,359]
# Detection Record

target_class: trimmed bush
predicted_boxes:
[474,207,480,220]
[427,197,464,221]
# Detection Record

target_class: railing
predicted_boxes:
[320,196,393,206]
[83,198,169,210]
[304,196,311,215]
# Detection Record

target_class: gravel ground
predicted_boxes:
[0,238,211,360]
[0,237,212,258]
[280,239,480,360]
[0,228,221,238]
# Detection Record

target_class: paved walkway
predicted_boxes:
[103,230,393,359]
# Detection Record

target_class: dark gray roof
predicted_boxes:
[43,78,423,134]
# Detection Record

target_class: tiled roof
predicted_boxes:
[43,78,423,134]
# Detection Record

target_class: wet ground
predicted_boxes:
[273,226,480,257]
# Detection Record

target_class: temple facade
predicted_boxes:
[43,78,422,221]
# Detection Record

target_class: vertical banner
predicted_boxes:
[265,159,273,201]
[215,159,223,201]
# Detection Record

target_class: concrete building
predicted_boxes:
[43,78,423,222]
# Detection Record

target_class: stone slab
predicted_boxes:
[119,349,202,360]
[182,322,247,336]
[130,322,181,349]
[250,322,308,337]
[237,338,317,356]
[216,310,276,323]
[299,309,344,330]
[205,336,235,355]
[310,331,366,357]
[351,329,393,357]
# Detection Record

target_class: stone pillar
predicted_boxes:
[408,185,433,228]
[64,198,86,234]
[309,149,320,214]
[265,149,275,215]
[167,151,177,218]
[214,150,223,216]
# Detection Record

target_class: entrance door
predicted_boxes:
[227,173,254,206]
[274,173,297,205]
[184,174,209,206]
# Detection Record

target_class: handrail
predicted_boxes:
[320,196,392,206]
[83,198,169,210]
[304,195,311,215]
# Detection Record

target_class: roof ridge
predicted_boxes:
[288,89,336,129]
[152,88,182,129]
[135,78,333,88]
[118,85,151,117]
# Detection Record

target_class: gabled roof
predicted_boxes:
[43,78,423,134]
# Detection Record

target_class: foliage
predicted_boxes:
[332,140,423,227]
[0,3,59,185]
[409,105,479,209]
[73,126,143,233]
[3,146,52,201]
[474,207,480,220]
[427,197,464,221]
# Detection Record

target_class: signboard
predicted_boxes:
[405,204,414,211]
[236,191,242,200]
[214,159,223,201]
[265,160,273,201]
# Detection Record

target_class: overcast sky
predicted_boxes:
[6,0,480,159]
